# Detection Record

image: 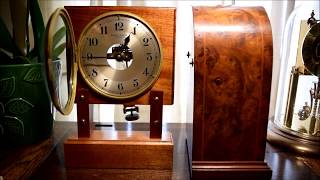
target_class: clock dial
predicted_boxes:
[78,12,162,99]
[302,23,320,76]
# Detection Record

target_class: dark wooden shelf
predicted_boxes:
[0,121,319,180]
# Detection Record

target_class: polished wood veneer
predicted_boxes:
[64,130,173,169]
[65,6,175,105]
[190,6,273,179]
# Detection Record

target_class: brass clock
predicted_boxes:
[78,12,162,99]
[45,9,162,115]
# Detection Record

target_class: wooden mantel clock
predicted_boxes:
[187,6,273,180]
[45,6,175,169]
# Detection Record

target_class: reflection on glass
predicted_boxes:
[50,16,68,109]
[276,14,320,137]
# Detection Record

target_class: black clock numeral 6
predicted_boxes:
[87,37,98,46]
[133,79,139,87]
[118,83,124,90]
[115,22,124,31]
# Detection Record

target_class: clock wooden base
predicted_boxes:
[64,91,173,169]
[64,130,173,169]
[188,6,273,180]
[192,161,271,180]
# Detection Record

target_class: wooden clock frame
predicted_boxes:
[59,6,176,170]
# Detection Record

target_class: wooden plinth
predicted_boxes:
[64,130,173,169]
[192,161,272,180]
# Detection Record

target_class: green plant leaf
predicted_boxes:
[0,18,22,57]
[0,77,15,98]
[38,29,45,63]
[29,0,44,63]
[53,26,66,49]
[26,0,30,54]
[26,48,40,63]
[5,98,34,115]
[10,0,28,56]
[53,42,66,60]
[26,47,36,59]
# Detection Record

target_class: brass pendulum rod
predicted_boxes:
[284,67,300,128]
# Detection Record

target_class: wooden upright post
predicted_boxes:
[150,91,163,139]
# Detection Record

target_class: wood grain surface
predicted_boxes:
[192,6,273,179]
[193,5,272,161]
[65,6,175,105]
[64,130,173,169]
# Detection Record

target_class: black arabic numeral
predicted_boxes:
[133,79,139,87]
[146,53,152,61]
[100,24,107,34]
[143,37,149,46]
[87,53,93,60]
[87,37,98,46]
[92,68,98,77]
[118,83,124,90]
[143,68,149,76]
[104,79,108,87]
[115,22,124,31]
[133,27,136,35]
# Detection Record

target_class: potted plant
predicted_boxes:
[0,0,65,145]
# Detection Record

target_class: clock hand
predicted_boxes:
[82,56,107,59]
[124,34,130,47]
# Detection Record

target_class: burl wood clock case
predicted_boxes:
[187,6,273,180]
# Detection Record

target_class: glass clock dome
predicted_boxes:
[268,7,320,155]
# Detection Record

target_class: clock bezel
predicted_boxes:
[45,8,78,115]
[77,11,163,100]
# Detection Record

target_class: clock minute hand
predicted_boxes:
[82,56,107,59]
[124,34,130,47]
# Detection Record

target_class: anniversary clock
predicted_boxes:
[45,6,175,169]
[267,10,320,155]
